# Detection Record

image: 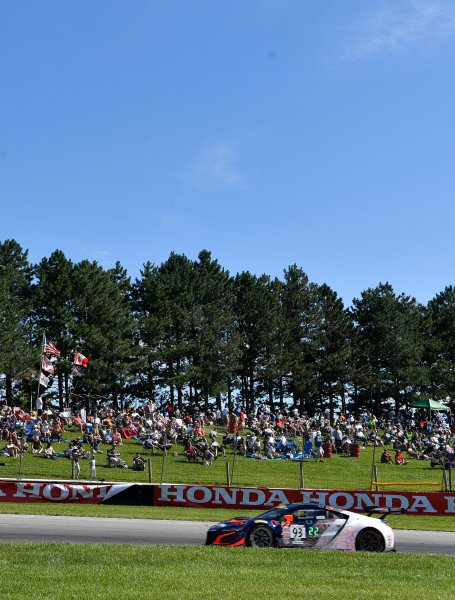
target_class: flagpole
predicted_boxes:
[36,332,45,414]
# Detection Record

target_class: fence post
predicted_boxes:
[231,439,237,485]
[148,458,152,483]
[226,461,230,486]
[443,468,448,492]
[299,461,304,489]
[374,465,378,491]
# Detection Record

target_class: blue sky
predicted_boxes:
[2,0,455,307]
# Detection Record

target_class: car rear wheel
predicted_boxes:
[355,528,385,552]
[246,525,275,548]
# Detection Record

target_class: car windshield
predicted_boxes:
[254,508,287,520]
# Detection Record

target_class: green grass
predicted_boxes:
[0,428,453,531]
[0,427,448,491]
[0,543,454,600]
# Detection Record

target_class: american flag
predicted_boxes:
[44,338,61,356]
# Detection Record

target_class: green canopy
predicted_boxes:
[410,398,450,412]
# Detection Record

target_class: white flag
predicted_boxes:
[39,373,49,387]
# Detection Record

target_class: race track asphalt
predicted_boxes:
[0,514,454,555]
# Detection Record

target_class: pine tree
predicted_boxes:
[70,260,135,410]
[33,249,74,409]
[311,283,351,422]
[350,283,425,413]
[234,272,283,411]
[0,239,35,405]
[280,265,317,413]
[190,250,240,411]
[426,286,455,401]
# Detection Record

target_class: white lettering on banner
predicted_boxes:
[354,493,375,510]
[409,496,437,513]
[444,496,455,514]
[42,484,70,501]
[300,491,329,505]
[96,486,109,499]
[383,495,409,510]
[370,494,384,506]
[158,485,186,503]
[240,489,266,506]
[328,492,354,510]
[0,485,6,497]
[70,486,94,500]
[212,487,238,505]
[14,483,42,499]
[266,490,290,506]
[186,487,212,504]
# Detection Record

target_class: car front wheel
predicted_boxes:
[355,528,385,552]
[246,525,275,548]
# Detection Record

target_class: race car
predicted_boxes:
[206,503,399,552]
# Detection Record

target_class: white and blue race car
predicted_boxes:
[206,503,399,552]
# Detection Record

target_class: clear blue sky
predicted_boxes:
[2,0,455,307]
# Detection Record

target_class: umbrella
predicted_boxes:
[410,399,450,412]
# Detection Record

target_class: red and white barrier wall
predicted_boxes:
[1,481,454,515]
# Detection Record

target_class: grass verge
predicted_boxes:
[0,543,454,600]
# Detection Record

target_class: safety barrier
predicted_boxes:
[370,481,444,492]
[1,480,455,515]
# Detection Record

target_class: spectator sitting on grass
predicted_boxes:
[112,429,123,445]
[107,444,122,467]
[266,444,280,459]
[6,440,19,458]
[395,450,408,465]
[31,437,43,454]
[92,433,103,454]
[380,449,393,464]
[203,448,214,465]
[43,442,57,459]
[132,452,145,471]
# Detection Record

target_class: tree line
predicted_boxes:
[1,238,454,419]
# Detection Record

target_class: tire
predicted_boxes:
[246,525,276,548]
[355,528,385,552]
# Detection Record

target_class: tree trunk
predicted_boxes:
[227,382,232,413]
[5,375,12,405]
[64,374,70,408]
[58,372,64,411]
[329,389,334,424]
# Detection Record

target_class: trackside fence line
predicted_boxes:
[370,481,444,492]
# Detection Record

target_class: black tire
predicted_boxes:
[246,525,276,548]
[355,528,385,552]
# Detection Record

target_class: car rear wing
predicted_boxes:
[364,506,405,517]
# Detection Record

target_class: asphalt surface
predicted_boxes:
[0,514,454,554]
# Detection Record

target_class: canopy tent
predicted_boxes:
[410,399,450,412]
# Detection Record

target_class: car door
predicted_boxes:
[284,508,327,548]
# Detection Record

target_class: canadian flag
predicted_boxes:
[74,351,89,368]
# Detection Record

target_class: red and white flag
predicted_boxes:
[42,355,55,374]
[44,338,61,356]
[74,351,89,368]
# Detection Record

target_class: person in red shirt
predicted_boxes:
[395,451,408,465]
[239,410,246,432]
[380,449,393,464]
